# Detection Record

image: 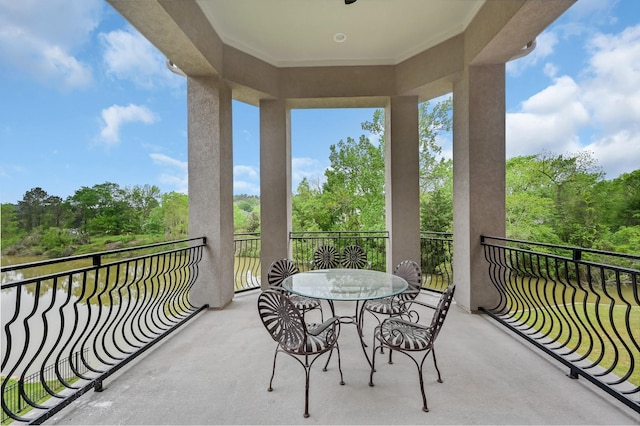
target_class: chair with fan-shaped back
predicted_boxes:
[341,244,368,269]
[361,260,422,329]
[267,258,323,321]
[313,245,340,269]
[369,285,456,412]
[258,288,344,418]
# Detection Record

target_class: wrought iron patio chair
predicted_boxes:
[258,288,344,418]
[341,244,368,269]
[267,258,323,321]
[361,260,422,328]
[369,285,456,412]
[313,245,340,269]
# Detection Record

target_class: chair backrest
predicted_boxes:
[267,258,300,287]
[393,260,422,301]
[341,244,367,269]
[258,289,306,351]
[313,245,340,269]
[429,285,456,342]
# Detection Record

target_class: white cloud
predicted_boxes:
[0,0,101,89]
[583,130,640,179]
[506,76,589,157]
[234,165,258,178]
[292,157,327,190]
[234,180,260,195]
[150,153,188,194]
[582,25,640,132]
[233,165,259,195]
[100,28,182,90]
[507,23,640,178]
[99,104,158,146]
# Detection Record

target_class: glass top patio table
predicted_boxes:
[281,268,408,301]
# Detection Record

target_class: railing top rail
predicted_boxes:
[481,235,639,260]
[0,236,207,273]
[289,230,389,237]
[420,231,453,237]
[481,235,640,273]
[1,243,206,289]
[233,232,260,238]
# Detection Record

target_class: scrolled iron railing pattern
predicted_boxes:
[290,231,388,272]
[233,233,261,292]
[1,237,208,424]
[480,236,640,414]
[420,232,453,292]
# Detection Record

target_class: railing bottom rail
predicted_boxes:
[479,307,640,414]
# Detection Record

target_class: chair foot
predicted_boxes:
[304,413,310,418]
[368,382,374,387]
[340,380,345,385]
[437,378,443,383]
[422,406,429,412]
[322,367,328,372]
[268,387,273,392]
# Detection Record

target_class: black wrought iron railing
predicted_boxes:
[480,236,640,413]
[1,237,208,424]
[232,231,453,291]
[420,231,453,292]
[233,233,261,292]
[289,231,389,271]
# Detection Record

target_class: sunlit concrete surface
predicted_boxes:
[46,291,639,425]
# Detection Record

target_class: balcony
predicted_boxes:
[2,234,638,424]
[37,290,636,425]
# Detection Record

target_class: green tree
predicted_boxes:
[68,182,131,235]
[160,192,189,239]
[323,135,385,230]
[125,184,161,232]
[17,187,49,231]
[292,178,328,231]
[1,203,22,246]
[506,156,560,243]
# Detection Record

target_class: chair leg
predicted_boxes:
[304,367,311,418]
[417,364,429,412]
[323,348,333,371]
[368,344,378,386]
[432,348,443,383]
[268,348,279,392]
[335,344,345,386]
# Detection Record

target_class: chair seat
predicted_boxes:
[290,295,321,311]
[375,319,433,351]
[364,297,403,315]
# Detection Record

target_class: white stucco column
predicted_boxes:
[259,99,292,288]
[453,64,505,312]
[385,96,421,272]
[187,76,235,309]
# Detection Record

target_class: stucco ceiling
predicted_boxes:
[196,0,485,67]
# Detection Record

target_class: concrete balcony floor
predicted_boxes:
[47,291,638,425]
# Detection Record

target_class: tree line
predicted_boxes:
[2,99,639,258]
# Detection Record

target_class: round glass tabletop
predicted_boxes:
[281,269,408,301]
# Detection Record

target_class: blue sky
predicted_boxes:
[1,0,639,205]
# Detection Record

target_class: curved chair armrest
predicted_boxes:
[308,316,341,336]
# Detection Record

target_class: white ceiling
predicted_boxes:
[196,0,485,67]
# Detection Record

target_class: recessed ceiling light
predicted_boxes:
[334,33,347,43]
